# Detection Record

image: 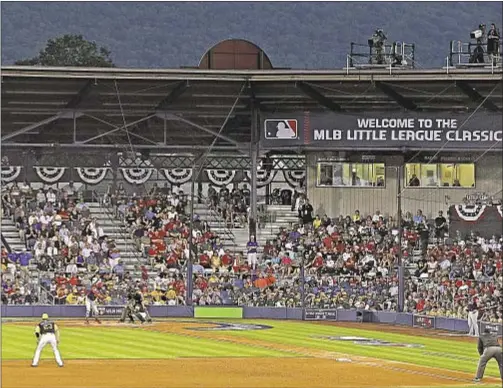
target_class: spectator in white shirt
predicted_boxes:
[40,213,53,227]
[91,241,101,254]
[36,189,46,208]
[46,242,58,257]
[82,244,92,261]
[439,257,451,271]
[28,213,38,226]
[46,189,56,205]
[390,282,399,297]
[372,210,381,223]
[64,182,76,197]
[167,209,177,220]
[65,260,78,276]
[34,238,47,259]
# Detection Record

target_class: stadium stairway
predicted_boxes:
[1,217,41,291]
[192,201,238,253]
[87,202,148,279]
[219,205,299,256]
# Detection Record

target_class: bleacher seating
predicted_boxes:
[2,182,502,324]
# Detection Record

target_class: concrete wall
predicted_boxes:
[306,153,502,219]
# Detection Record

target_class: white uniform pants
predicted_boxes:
[468,310,479,337]
[86,299,99,318]
[32,333,63,366]
[247,253,258,269]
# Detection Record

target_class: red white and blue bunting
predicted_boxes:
[75,167,110,185]
[454,204,486,221]
[283,170,306,188]
[34,167,67,183]
[1,166,22,183]
[120,167,153,185]
[206,170,236,186]
[120,159,154,185]
[245,169,277,188]
[162,168,193,185]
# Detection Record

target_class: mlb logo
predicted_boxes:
[264,119,298,140]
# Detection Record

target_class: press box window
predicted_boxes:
[405,163,475,188]
[439,164,475,187]
[316,162,385,187]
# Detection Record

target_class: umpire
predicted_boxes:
[473,328,503,382]
[119,289,137,323]
[119,289,152,324]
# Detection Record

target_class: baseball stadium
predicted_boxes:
[1,35,503,388]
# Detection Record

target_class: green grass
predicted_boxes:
[223,319,501,377]
[1,323,293,360]
[2,318,501,382]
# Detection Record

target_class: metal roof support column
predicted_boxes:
[249,103,259,239]
[396,165,404,313]
[163,114,167,145]
[187,152,203,306]
[110,152,119,192]
[73,112,77,143]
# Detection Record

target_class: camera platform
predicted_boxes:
[347,41,416,69]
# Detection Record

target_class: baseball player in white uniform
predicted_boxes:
[467,302,479,337]
[31,313,64,367]
[85,287,102,324]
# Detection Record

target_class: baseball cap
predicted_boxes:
[42,313,49,320]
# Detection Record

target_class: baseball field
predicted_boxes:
[1,319,501,388]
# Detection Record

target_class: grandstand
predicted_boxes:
[1,38,501,322]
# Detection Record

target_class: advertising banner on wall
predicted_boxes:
[261,112,502,151]
[413,315,436,329]
[304,309,337,320]
[97,306,125,316]
[480,322,503,337]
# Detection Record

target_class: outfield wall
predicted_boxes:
[2,305,501,336]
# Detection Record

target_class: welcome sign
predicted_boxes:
[261,112,502,151]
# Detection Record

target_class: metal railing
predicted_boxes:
[92,190,145,270]
[38,282,55,305]
[192,193,238,254]
[449,40,502,67]
[347,41,416,69]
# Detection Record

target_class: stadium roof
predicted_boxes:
[1,66,502,152]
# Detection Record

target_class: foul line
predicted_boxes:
[138,323,480,385]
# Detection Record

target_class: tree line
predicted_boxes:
[15,34,115,67]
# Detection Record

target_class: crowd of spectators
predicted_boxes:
[2,182,502,324]
[207,185,250,228]
[1,182,134,305]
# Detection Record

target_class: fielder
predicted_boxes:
[467,302,479,337]
[31,313,64,368]
[85,287,102,324]
[473,328,503,382]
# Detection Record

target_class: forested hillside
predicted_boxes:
[1,2,501,68]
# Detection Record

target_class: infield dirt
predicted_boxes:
[2,320,500,388]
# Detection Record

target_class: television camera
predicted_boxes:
[368,29,387,65]
[368,29,387,48]
[470,24,486,41]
